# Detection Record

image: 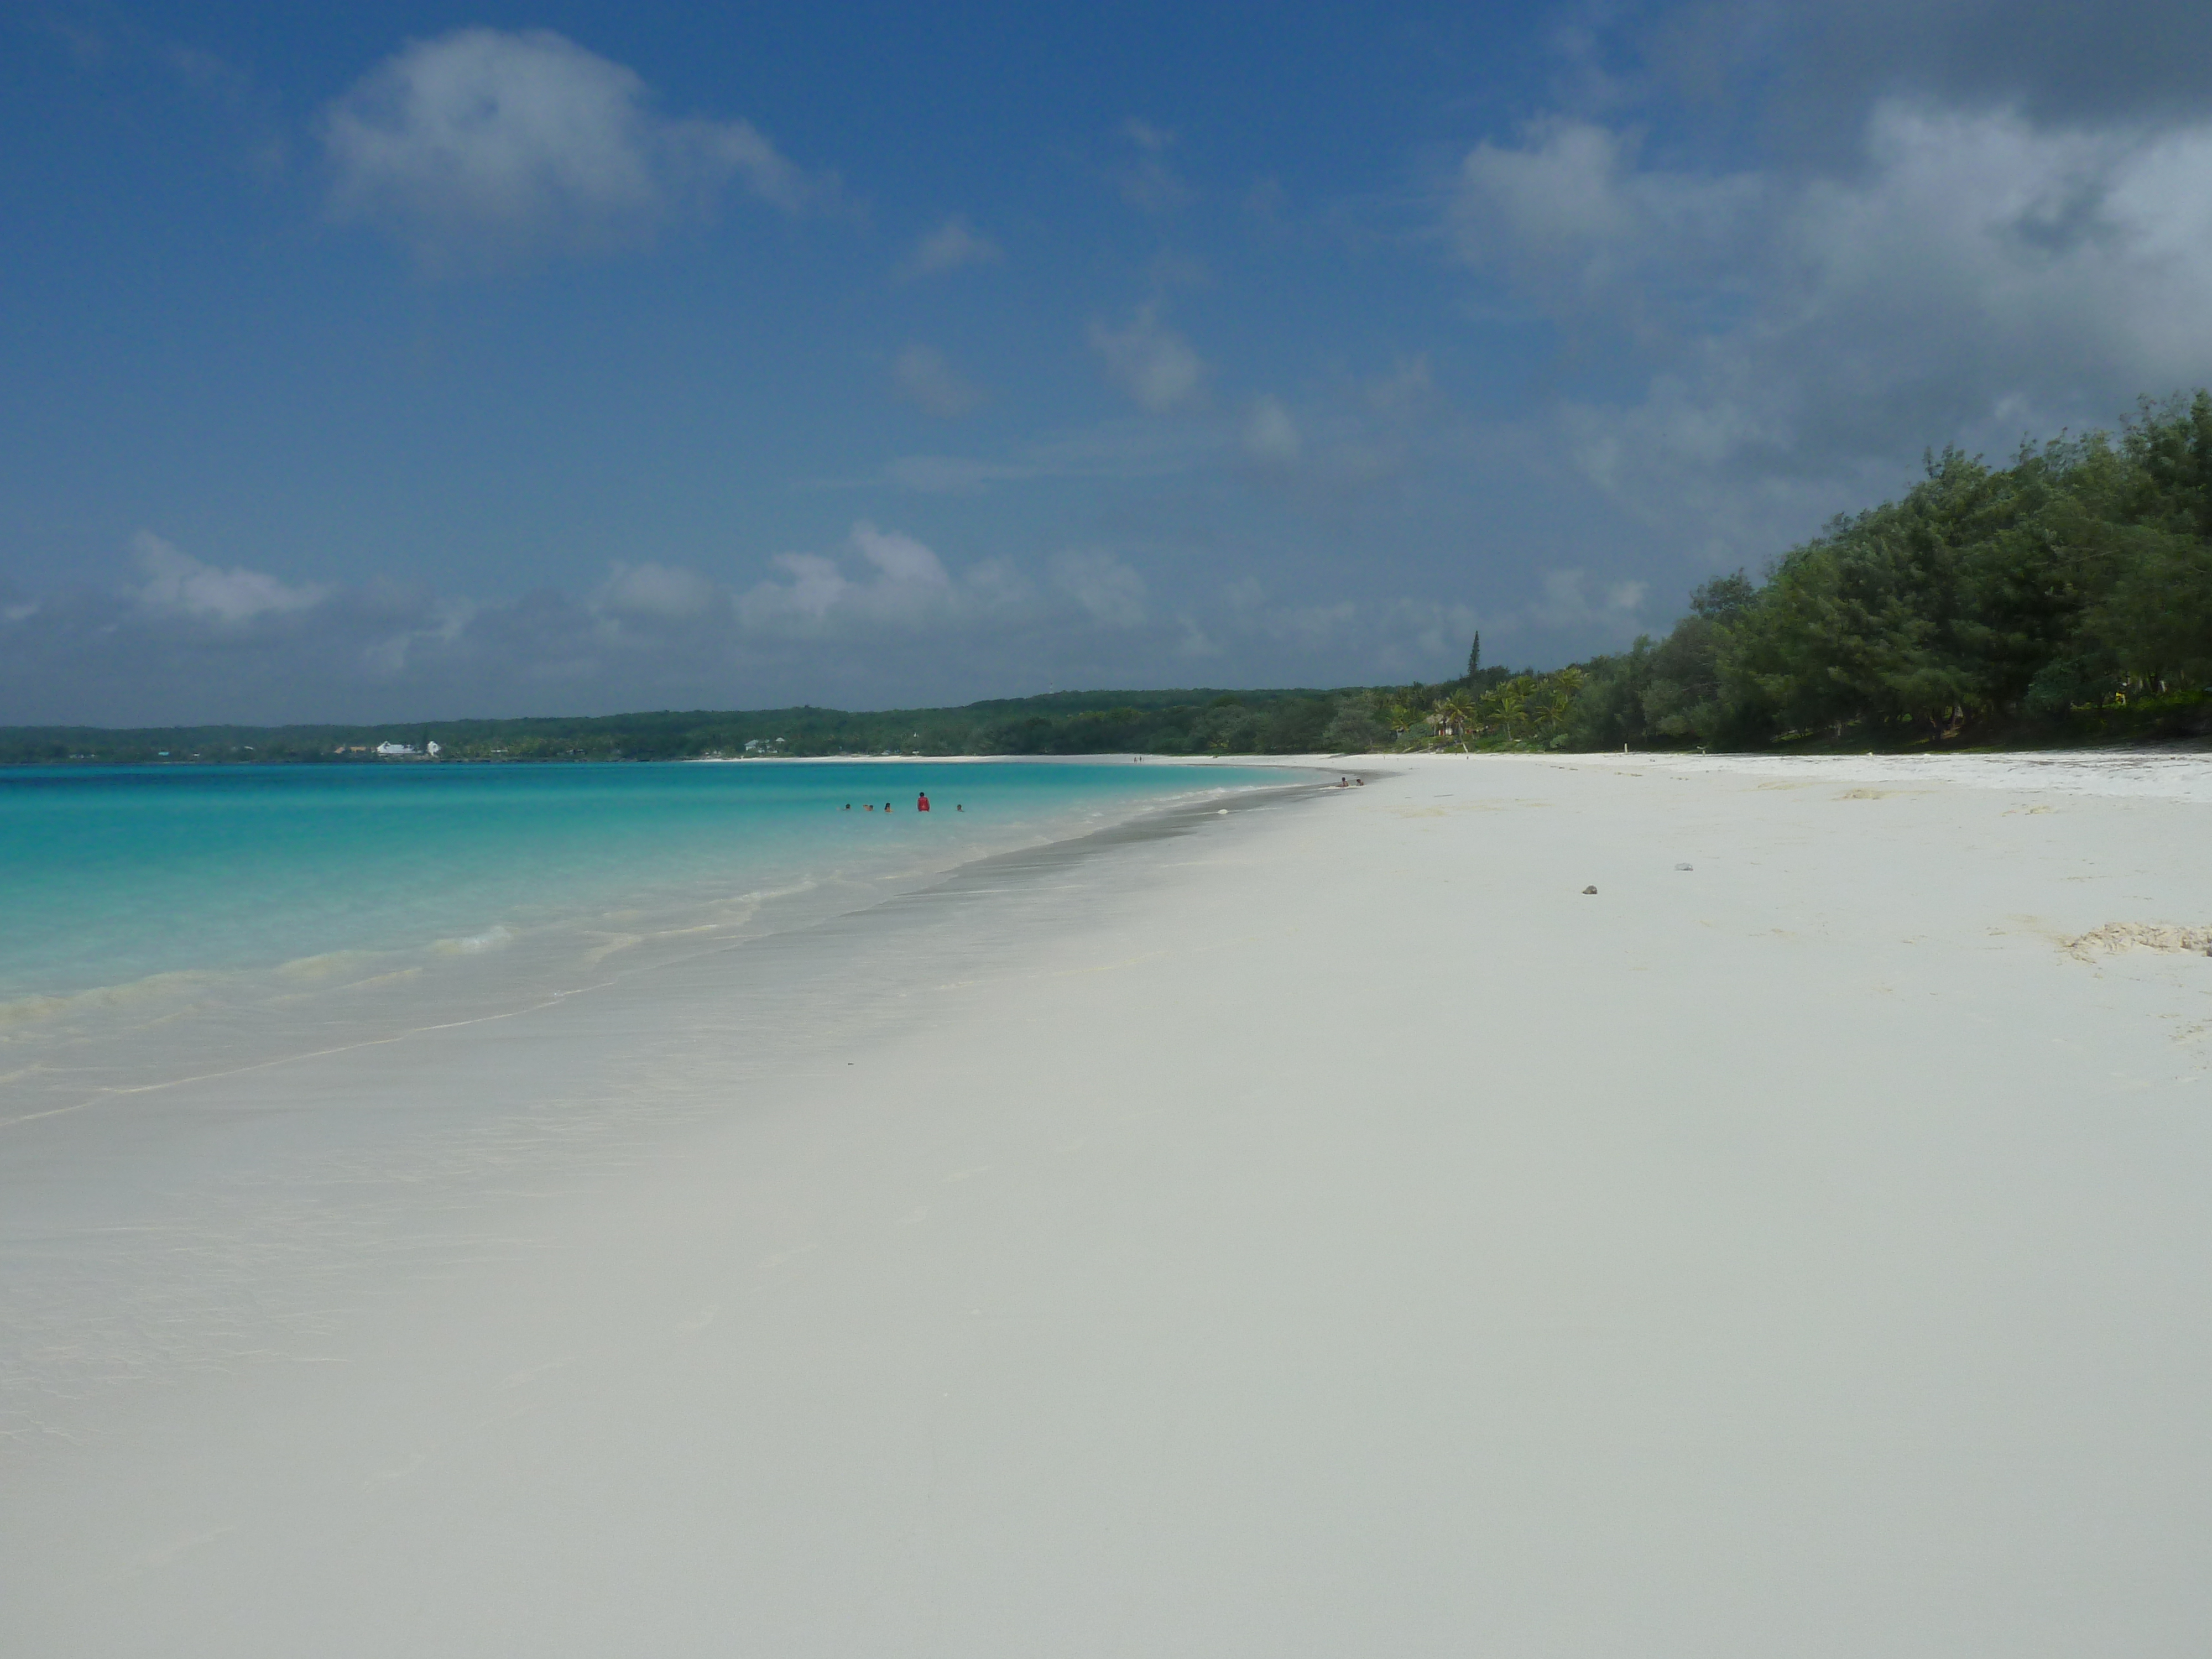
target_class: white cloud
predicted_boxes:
[902,215,1000,277]
[1241,396,1303,463]
[129,531,327,623]
[1112,118,1193,211]
[1451,100,2212,563]
[744,552,852,625]
[362,595,474,676]
[1088,304,1207,411]
[1207,585,1483,680]
[851,522,948,588]
[594,561,724,620]
[4,535,1512,723]
[320,28,832,266]
[1528,570,1649,633]
[1364,356,1436,414]
[892,343,985,418]
[1050,551,1147,626]
[1451,118,1762,338]
[738,522,989,634]
[731,526,1164,642]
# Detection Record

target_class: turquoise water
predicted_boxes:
[0,760,1288,1005]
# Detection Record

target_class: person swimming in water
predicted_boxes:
[917,791,930,812]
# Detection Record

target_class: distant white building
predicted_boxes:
[375,742,417,757]
[426,741,442,757]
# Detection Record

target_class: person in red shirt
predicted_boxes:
[917,791,931,812]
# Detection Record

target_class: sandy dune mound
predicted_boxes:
[2064,921,2212,961]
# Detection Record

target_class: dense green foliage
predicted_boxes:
[1568,393,2212,750]
[8,396,2206,766]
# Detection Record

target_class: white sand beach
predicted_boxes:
[6,751,2212,1656]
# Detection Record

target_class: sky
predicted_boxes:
[6,0,2212,724]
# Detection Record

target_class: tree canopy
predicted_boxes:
[1568,392,2212,750]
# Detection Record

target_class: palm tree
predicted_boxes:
[1479,677,1530,742]
[1526,667,1587,745]
[1434,690,1479,750]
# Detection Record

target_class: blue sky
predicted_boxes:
[7,0,2212,723]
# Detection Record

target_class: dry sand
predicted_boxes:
[6,750,2211,1656]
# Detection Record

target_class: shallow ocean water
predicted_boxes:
[0,759,1291,1125]
[0,759,1286,1003]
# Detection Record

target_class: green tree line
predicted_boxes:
[1354,391,2212,755]
[1568,392,2212,750]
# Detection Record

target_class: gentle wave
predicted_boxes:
[429,925,515,957]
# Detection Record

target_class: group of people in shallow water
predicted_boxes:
[843,794,959,812]
[842,778,1364,815]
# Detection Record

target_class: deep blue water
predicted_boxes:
[0,760,1285,1003]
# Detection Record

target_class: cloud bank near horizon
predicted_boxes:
[0,528,1494,727]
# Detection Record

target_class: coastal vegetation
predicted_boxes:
[0,689,1365,765]
[1563,392,2212,752]
[1364,390,2212,755]
[4,397,2205,765]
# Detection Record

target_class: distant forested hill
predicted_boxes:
[0,687,1383,765]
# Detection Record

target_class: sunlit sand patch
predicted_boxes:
[2063,922,2212,961]
[362,1453,426,1489]
[498,1355,575,1391]
[1394,799,1545,817]
[137,1525,238,1570]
